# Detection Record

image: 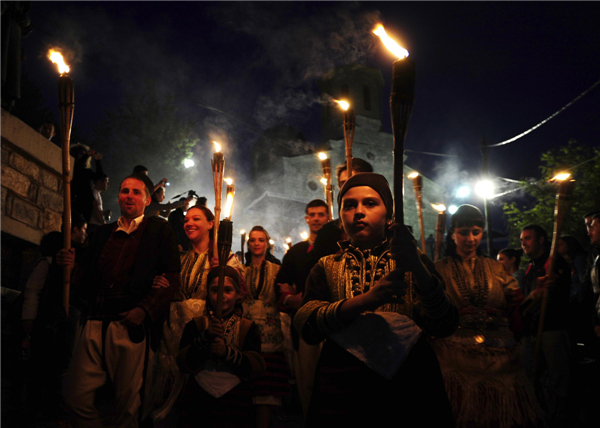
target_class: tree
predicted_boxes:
[91,79,200,188]
[503,140,600,247]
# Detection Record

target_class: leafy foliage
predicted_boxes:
[91,79,200,186]
[503,140,600,247]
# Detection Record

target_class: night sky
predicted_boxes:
[19,1,600,231]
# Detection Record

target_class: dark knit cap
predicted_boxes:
[450,204,484,229]
[337,172,393,218]
[206,266,241,292]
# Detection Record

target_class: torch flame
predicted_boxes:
[300,231,309,240]
[373,25,409,59]
[48,49,70,74]
[286,237,292,243]
[213,141,222,152]
[431,203,447,212]
[334,100,350,111]
[320,178,328,186]
[240,229,245,235]
[269,239,275,246]
[224,177,233,185]
[550,173,571,182]
[408,172,419,179]
[318,152,328,160]
[223,192,234,219]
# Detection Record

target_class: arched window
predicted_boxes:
[364,85,371,111]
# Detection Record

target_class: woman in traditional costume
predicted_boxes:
[432,204,540,428]
[295,173,458,427]
[243,226,289,428]
[148,205,243,421]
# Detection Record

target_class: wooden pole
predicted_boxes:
[410,174,426,251]
[435,209,447,262]
[532,178,575,379]
[211,152,224,258]
[342,108,355,179]
[58,73,74,317]
[215,219,232,319]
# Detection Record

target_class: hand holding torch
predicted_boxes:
[49,49,74,317]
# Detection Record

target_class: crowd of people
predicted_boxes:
[12,150,600,428]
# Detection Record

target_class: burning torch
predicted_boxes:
[318,152,335,219]
[431,204,447,262]
[408,171,426,252]
[215,178,235,320]
[335,100,355,179]
[211,142,225,258]
[532,172,575,378]
[374,24,414,226]
[49,49,74,317]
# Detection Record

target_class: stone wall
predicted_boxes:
[1,109,68,245]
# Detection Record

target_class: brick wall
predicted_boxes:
[1,109,68,245]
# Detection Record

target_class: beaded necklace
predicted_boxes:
[181,249,209,299]
[450,256,489,307]
[346,244,391,297]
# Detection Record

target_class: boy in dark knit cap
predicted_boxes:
[295,173,458,427]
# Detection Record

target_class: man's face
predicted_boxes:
[590,218,600,246]
[585,215,595,236]
[118,178,150,219]
[305,206,329,234]
[341,186,388,245]
[338,170,349,190]
[72,223,87,244]
[520,229,544,258]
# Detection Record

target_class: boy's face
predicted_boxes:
[340,186,388,246]
[208,277,239,316]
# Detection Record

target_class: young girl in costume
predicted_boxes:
[177,266,265,428]
[244,226,290,428]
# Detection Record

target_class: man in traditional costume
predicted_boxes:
[59,174,180,428]
[295,173,458,426]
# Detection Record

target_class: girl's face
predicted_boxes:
[249,231,268,258]
[184,208,213,243]
[208,277,239,316]
[497,253,515,274]
[452,225,483,259]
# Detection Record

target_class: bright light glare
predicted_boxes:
[335,100,350,111]
[269,239,275,246]
[475,180,495,199]
[320,178,327,186]
[550,173,571,182]
[300,232,309,240]
[456,186,471,198]
[240,229,245,235]
[224,177,233,185]
[318,152,328,160]
[183,159,195,168]
[407,172,419,179]
[431,203,446,212]
[213,141,221,152]
[448,205,458,215]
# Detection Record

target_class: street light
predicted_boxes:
[183,159,195,168]
[456,185,471,198]
[475,180,494,199]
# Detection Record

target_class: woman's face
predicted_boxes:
[248,231,268,258]
[452,225,483,259]
[183,208,213,243]
[497,253,515,274]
